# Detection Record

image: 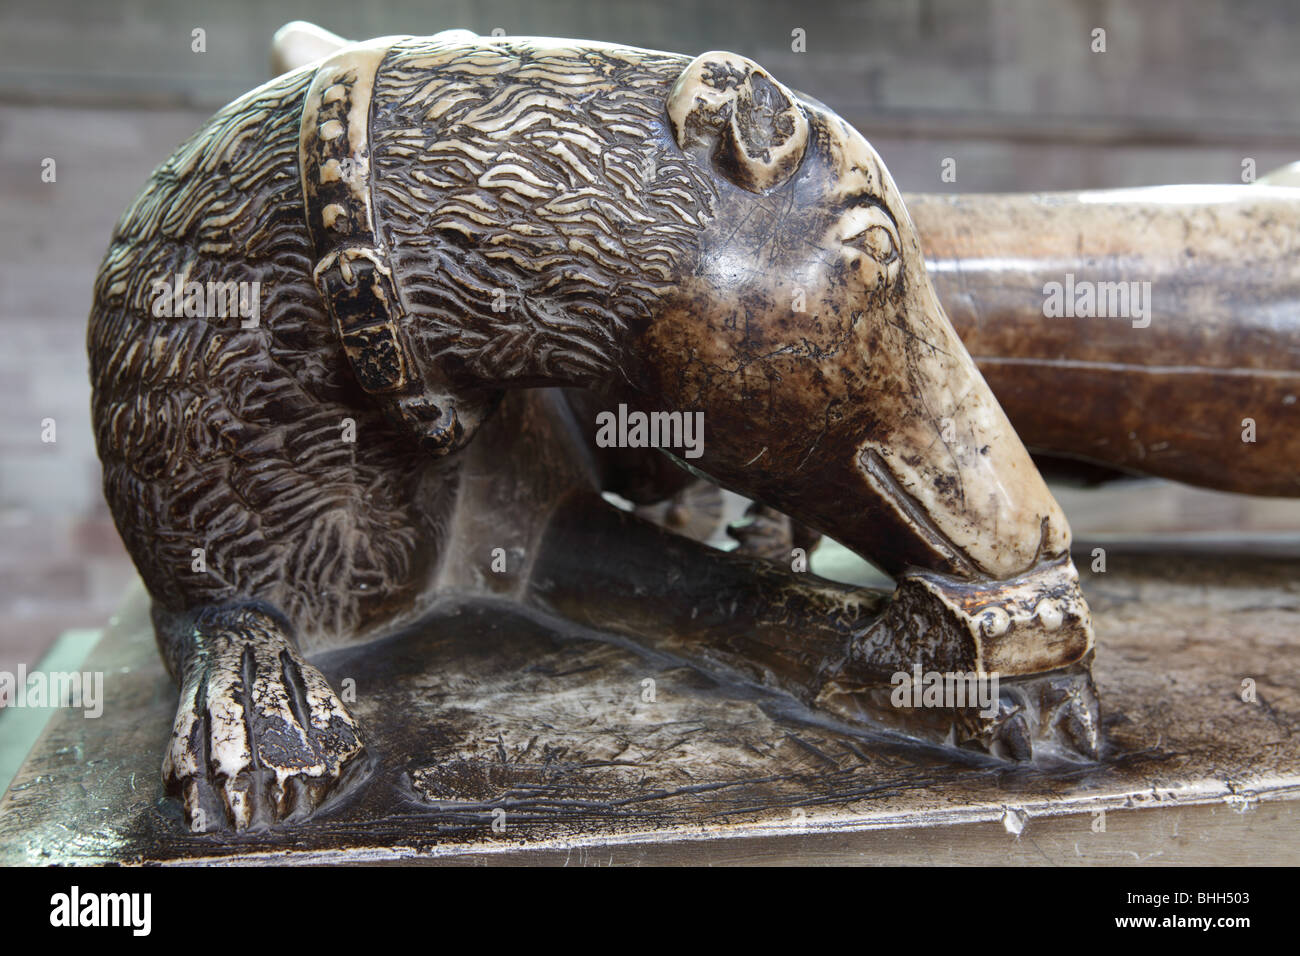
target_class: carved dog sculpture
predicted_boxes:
[89,29,1098,831]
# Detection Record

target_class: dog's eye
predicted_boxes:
[851,224,897,264]
[839,206,899,265]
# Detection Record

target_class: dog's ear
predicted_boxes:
[270,21,349,74]
[667,51,809,194]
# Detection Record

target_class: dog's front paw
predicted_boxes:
[163,611,366,831]
[979,659,1101,762]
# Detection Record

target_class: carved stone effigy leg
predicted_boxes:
[907,185,1300,497]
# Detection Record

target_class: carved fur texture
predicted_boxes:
[370,38,720,391]
[88,68,448,648]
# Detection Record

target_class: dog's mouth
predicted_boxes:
[856,447,983,579]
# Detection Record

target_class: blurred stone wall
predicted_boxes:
[1,0,1298,672]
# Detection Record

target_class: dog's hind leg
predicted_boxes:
[153,602,366,832]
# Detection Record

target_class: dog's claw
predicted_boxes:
[163,623,366,831]
[1046,671,1102,760]
[990,711,1033,762]
[817,656,1100,764]
[972,658,1101,763]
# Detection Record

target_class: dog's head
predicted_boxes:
[641,53,1067,579]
